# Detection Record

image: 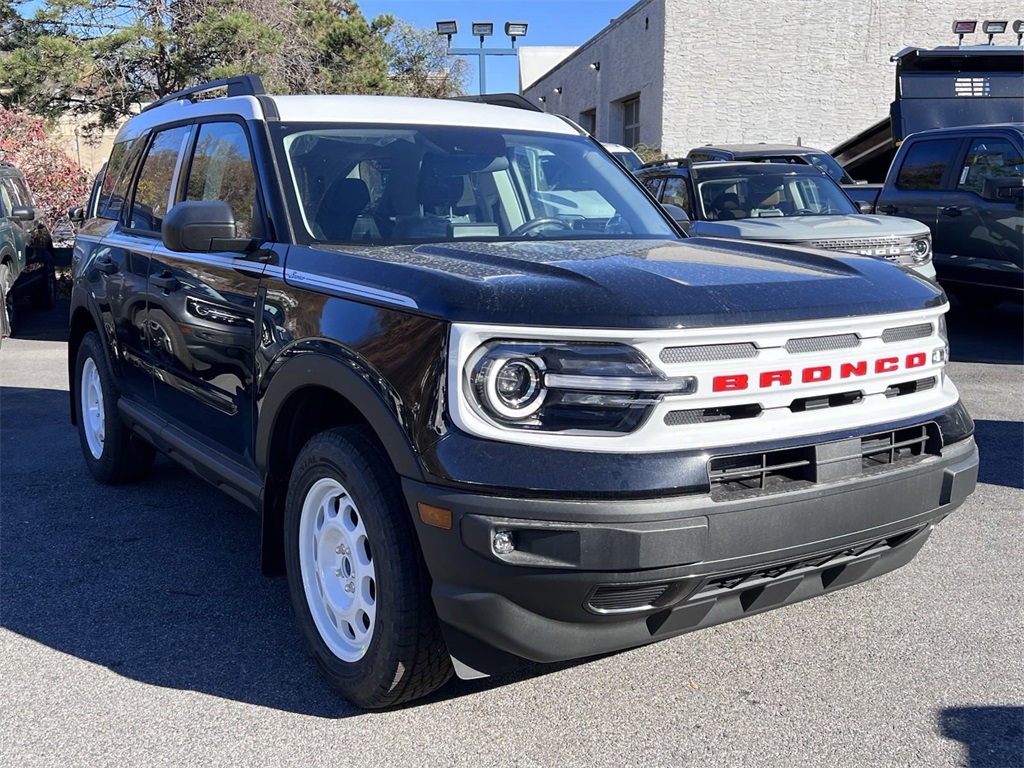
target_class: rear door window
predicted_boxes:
[895,139,961,191]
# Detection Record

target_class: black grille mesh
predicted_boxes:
[589,583,670,612]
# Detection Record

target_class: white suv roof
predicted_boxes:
[119,93,580,143]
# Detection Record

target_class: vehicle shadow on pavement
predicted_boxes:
[946,300,1023,366]
[0,384,598,716]
[4,299,69,344]
[972,420,1024,490]
[938,706,1024,767]
[0,385,364,718]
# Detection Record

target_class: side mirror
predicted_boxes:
[10,205,34,222]
[162,200,253,253]
[982,177,1024,202]
[661,203,691,233]
[856,200,874,214]
[69,206,86,224]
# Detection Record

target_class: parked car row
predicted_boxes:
[0,161,58,341]
[625,129,1023,308]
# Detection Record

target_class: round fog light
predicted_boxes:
[493,530,516,555]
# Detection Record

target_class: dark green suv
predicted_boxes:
[0,161,57,338]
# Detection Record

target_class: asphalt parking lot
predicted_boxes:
[1,299,1022,768]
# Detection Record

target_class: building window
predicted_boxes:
[579,109,596,136]
[622,97,640,149]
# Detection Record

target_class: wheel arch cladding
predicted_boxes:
[256,353,425,575]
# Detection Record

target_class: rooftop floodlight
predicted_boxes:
[589,61,601,71]
[952,19,977,46]
[505,21,528,45]
[436,20,458,46]
[472,22,494,42]
[983,20,1008,44]
[1014,20,1024,44]
[537,96,546,103]
[553,86,562,94]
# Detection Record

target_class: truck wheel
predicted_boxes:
[74,331,156,483]
[284,426,452,708]
[0,262,16,336]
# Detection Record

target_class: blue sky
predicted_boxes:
[359,0,637,93]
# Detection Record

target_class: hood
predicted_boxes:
[286,237,944,329]
[693,214,931,242]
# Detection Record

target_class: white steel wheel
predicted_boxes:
[80,356,105,459]
[284,426,453,708]
[74,331,156,484]
[298,476,377,662]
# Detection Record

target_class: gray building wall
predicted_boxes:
[523,0,1021,155]
[525,0,666,149]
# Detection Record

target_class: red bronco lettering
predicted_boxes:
[712,352,929,393]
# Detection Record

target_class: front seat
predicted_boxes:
[314,177,370,241]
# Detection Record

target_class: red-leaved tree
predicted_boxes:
[0,106,91,228]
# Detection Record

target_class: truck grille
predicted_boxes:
[588,583,672,613]
[708,423,940,499]
[660,342,759,364]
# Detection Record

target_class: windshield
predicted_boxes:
[695,171,858,221]
[273,124,677,244]
[747,154,855,184]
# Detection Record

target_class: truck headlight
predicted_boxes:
[467,341,696,433]
[912,236,932,264]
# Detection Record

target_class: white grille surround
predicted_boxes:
[447,305,956,454]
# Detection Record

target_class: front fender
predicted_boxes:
[255,348,426,482]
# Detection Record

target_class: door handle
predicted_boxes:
[940,206,963,217]
[95,256,118,275]
[151,271,180,292]
[877,204,898,214]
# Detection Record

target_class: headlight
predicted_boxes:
[467,341,696,433]
[912,236,932,264]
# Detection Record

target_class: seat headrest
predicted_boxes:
[417,155,466,209]
[325,178,370,214]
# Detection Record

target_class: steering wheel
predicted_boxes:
[510,217,572,237]
[791,208,818,215]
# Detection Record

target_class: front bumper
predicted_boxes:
[404,435,978,677]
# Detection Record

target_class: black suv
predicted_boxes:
[0,161,57,337]
[69,76,977,708]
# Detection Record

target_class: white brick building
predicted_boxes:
[521,0,1021,156]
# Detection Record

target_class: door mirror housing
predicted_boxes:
[10,205,34,222]
[69,206,86,224]
[982,177,1024,202]
[856,200,874,214]
[661,203,691,233]
[162,200,254,253]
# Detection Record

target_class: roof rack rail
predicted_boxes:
[638,156,688,169]
[142,74,266,114]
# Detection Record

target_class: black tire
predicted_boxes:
[74,331,156,484]
[284,426,452,708]
[31,254,57,310]
[0,261,16,337]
